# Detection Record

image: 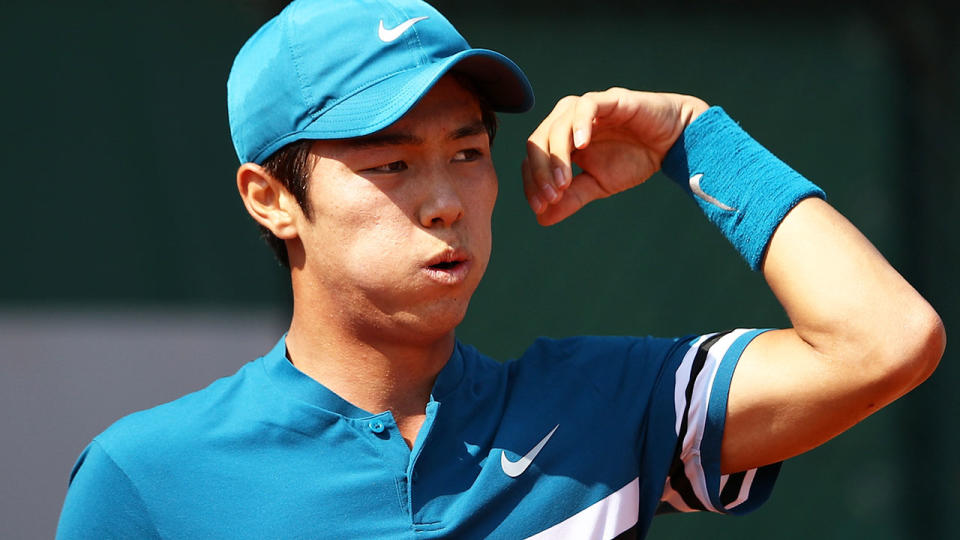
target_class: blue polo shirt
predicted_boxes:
[57,329,780,539]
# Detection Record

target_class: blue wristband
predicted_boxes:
[660,106,825,271]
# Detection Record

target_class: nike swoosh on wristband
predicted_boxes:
[501,424,560,478]
[689,173,737,212]
[377,16,429,43]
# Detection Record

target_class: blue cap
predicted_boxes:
[227,0,535,164]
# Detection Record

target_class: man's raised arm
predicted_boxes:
[523,88,946,475]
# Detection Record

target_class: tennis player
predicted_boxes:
[56,1,944,538]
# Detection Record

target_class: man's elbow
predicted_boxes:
[916,305,945,382]
[890,300,945,392]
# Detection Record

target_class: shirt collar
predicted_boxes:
[260,334,466,418]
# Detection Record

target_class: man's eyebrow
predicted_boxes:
[450,121,488,140]
[345,132,424,149]
[343,120,486,149]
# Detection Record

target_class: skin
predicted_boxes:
[237,76,496,445]
[522,87,946,473]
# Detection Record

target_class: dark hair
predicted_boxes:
[258,74,499,268]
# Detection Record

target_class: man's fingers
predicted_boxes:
[525,96,582,210]
[521,156,546,214]
[523,92,615,219]
[547,108,576,192]
[523,88,707,222]
[525,90,647,218]
[525,137,557,211]
[535,171,609,226]
[573,88,665,147]
[572,93,600,149]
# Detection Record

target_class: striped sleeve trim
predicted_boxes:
[660,328,780,514]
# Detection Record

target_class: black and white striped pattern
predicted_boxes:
[659,329,758,513]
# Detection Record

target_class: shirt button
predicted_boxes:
[369,421,385,433]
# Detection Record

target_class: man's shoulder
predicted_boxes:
[93,358,267,465]
[462,335,692,385]
[489,335,695,408]
[512,335,689,368]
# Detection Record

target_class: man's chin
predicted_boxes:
[389,301,471,344]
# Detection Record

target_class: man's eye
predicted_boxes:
[368,161,407,173]
[454,149,483,162]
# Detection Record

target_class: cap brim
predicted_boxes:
[251,49,533,162]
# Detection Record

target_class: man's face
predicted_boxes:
[288,76,497,340]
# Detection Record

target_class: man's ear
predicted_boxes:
[236,163,300,240]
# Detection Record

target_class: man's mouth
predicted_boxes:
[426,248,469,269]
[429,260,462,270]
[424,249,471,284]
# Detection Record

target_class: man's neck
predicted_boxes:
[284,314,454,446]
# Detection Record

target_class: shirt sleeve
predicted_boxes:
[657,328,782,515]
[56,440,161,540]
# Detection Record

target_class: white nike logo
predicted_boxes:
[689,173,737,212]
[501,424,559,478]
[377,16,429,43]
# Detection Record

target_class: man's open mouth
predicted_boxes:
[429,261,462,270]
[426,248,469,270]
[424,250,470,282]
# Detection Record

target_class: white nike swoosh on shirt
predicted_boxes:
[501,424,559,478]
[689,173,737,212]
[377,16,429,43]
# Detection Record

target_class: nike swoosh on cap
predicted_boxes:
[377,16,429,43]
[501,424,560,478]
[689,173,737,212]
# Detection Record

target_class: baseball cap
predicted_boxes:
[227,0,535,164]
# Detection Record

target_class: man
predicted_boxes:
[57,0,945,538]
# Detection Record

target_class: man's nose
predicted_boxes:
[418,168,464,228]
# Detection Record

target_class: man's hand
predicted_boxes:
[522,88,708,225]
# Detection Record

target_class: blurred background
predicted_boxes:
[1,0,956,538]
